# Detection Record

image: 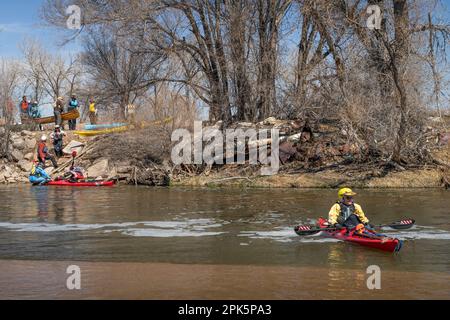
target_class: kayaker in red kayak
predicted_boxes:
[326,188,373,230]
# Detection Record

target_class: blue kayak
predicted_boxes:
[84,123,128,131]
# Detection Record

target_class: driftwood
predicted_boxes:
[432,157,450,168]
[51,142,98,175]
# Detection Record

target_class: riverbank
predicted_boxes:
[1,117,449,188]
[173,166,447,188]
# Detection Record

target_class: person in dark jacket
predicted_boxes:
[50,125,66,157]
[68,95,79,130]
[54,97,64,127]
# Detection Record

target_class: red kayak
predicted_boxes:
[317,218,402,253]
[46,180,115,187]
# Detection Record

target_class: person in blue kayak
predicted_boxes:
[29,162,51,185]
[68,94,79,130]
[327,188,373,230]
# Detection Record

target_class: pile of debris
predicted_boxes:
[173,117,364,176]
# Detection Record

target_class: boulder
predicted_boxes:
[0,173,5,182]
[18,160,33,172]
[24,153,34,161]
[12,138,25,150]
[87,159,109,178]
[0,127,5,135]
[21,130,34,137]
[25,139,37,151]
[63,140,85,155]
[11,150,23,162]
[107,167,118,180]
[117,166,133,174]
[19,177,30,183]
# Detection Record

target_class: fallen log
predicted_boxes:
[51,142,98,175]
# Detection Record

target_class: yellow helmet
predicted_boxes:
[338,188,357,199]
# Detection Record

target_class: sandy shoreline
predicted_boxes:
[1,260,448,300]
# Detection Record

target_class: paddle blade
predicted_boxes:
[294,225,321,236]
[389,219,415,230]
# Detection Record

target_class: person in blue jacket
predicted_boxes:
[29,162,51,185]
[68,94,79,130]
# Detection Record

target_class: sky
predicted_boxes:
[0,0,81,58]
[3,1,450,57]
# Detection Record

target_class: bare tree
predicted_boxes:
[0,59,22,158]
[40,0,450,164]
[81,25,166,119]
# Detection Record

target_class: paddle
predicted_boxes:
[70,151,77,170]
[294,219,415,236]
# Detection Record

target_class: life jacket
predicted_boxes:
[37,142,47,160]
[70,167,84,180]
[69,99,79,110]
[21,101,29,112]
[337,202,356,224]
[31,163,36,175]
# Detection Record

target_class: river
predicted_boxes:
[0,185,449,299]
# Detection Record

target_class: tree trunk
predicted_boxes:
[391,0,410,163]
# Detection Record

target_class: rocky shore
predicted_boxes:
[0,117,449,188]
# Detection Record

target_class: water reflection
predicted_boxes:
[31,186,49,221]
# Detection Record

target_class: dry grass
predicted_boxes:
[173,167,444,189]
[85,126,171,166]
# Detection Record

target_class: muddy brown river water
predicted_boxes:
[0,186,449,299]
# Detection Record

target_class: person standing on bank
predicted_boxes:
[89,98,97,125]
[18,96,30,123]
[68,95,79,130]
[54,97,64,128]
[126,103,136,125]
[50,125,66,158]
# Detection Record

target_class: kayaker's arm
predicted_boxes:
[328,204,341,225]
[354,204,369,224]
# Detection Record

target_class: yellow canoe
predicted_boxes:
[74,125,130,137]
[34,109,80,125]
[73,117,173,137]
